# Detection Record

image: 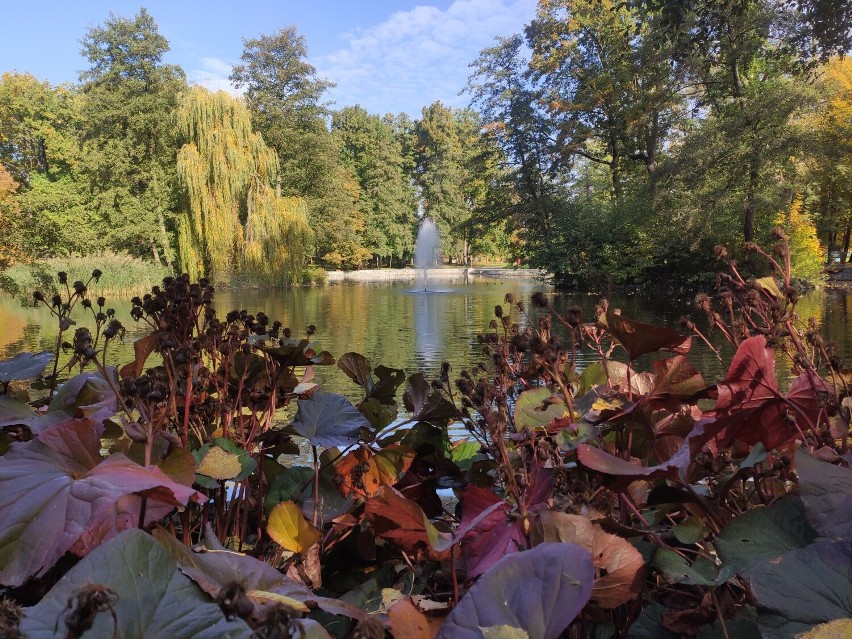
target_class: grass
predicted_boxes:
[1,252,174,299]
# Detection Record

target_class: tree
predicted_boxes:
[332,106,417,267]
[415,102,471,263]
[230,27,347,264]
[0,167,24,269]
[175,87,311,284]
[77,8,186,263]
[0,73,89,257]
[802,57,852,261]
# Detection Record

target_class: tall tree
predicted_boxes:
[77,8,186,264]
[526,0,683,201]
[230,26,348,264]
[802,57,852,261]
[332,106,417,266]
[175,87,311,284]
[415,102,469,263]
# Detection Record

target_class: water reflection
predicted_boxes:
[413,292,444,368]
[2,283,850,401]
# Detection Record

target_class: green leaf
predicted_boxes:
[19,529,251,638]
[361,397,398,431]
[674,516,706,544]
[514,387,567,432]
[715,497,816,577]
[752,540,852,639]
[451,440,481,472]
[652,548,734,586]
[267,500,321,553]
[626,603,678,639]
[576,361,630,396]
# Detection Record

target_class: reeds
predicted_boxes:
[3,252,173,298]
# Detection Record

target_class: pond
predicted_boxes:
[2,276,851,402]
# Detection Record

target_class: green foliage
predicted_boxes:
[332,106,418,266]
[2,253,172,298]
[77,8,186,263]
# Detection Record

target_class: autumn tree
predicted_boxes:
[175,87,311,284]
[0,72,88,257]
[803,57,852,261]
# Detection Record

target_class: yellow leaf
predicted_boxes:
[246,589,309,613]
[267,500,321,553]
[796,618,852,638]
[197,446,242,480]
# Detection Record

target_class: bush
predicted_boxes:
[300,265,327,286]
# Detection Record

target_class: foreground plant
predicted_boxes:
[0,236,850,638]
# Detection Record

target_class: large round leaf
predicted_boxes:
[49,370,119,426]
[0,419,203,586]
[267,500,322,553]
[437,543,594,639]
[751,540,852,639]
[514,388,567,432]
[290,391,369,448]
[0,351,53,383]
[19,529,251,638]
[795,449,852,540]
[715,497,816,577]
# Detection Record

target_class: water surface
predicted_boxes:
[2,279,850,400]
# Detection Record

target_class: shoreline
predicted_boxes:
[325,266,547,284]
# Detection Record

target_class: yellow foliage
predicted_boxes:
[0,166,24,268]
[176,87,308,284]
[775,197,825,284]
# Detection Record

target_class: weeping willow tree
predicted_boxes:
[175,87,312,283]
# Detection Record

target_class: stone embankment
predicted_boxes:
[325,267,546,284]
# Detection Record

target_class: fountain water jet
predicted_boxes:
[414,218,441,292]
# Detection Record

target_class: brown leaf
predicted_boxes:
[387,598,433,639]
[119,333,159,380]
[600,312,691,360]
[532,511,644,608]
[365,486,431,552]
[335,444,415,499]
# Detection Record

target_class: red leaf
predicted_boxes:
[365,486,433,553]
[709,336,825,450]
[0,418,204,586]
[458,485,525,578]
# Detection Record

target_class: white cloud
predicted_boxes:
[314,0,536,117]
[188,57,241,95]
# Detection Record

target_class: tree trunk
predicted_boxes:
[157,209,172,268]
[743,152,760,243]
[842,225,851,265]
[151,239,162,265]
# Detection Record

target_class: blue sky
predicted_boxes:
[1,0,536,117]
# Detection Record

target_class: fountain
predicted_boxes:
[414,218,441,292]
